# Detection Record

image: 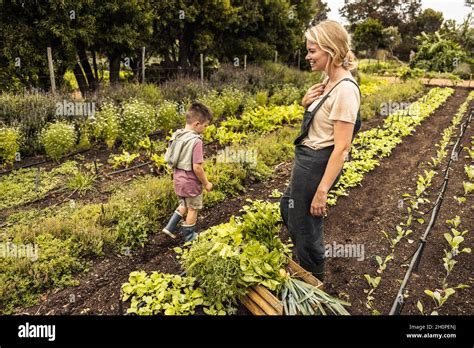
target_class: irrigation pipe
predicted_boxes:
[389,108,473,315]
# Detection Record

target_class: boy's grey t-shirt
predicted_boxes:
[173,139,204,197]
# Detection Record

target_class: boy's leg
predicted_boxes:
[181,195,202,242]
[177,204,187,216]
[162,201,185,238]
[185,207,197,225]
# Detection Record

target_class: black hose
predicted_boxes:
[389,109,473,315]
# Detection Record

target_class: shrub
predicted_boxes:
[361,79,424,120]
[220,87,247,116]
[198,90,226,120]
[397,66,425,81]
[119,98,157,149]
[92,101,120,149]
[453,62,471,80]
[0,127,21,167]
[269,84,302,105]
[160,76,209,102]
[410,32,467,73]
[0,92,58,154]
[156,100,182,135]
[40,121,77,161]
[94,83,163,106]
[255,90,269,107]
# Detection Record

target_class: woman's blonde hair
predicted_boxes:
[305,20,358,72]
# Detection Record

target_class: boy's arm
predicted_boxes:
[192,138,212,191]
[193,163,212,191]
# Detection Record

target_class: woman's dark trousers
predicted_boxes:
[280,144,340,281]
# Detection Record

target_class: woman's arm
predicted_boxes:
[310,120,354,216]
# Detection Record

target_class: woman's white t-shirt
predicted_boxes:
[302,78,360,150]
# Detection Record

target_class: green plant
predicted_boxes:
[119,98,157,149]
[270,189,283,198]
[418,214,471,315]
[92,101,120,149]
[150,153,169,174]
[40,121,77,161]
[238,200,284,250]
[179,236,245,314]
[239,240,286,291]
[463,181,474,195]
[116,211,151,250]
[269,84,301,105]
[109,150,140,169]
[0,127,21,167]
[220,86,247,116]
[156,100,182,135]
[410,31,468,73]
[66,168,98,196]
[0,233,86,314]
[0,161,78,210]
[121,271,205,315]
[255,90,269,106]
[0,92,57,154]
[464,165,474,180]
[396,66,425,81]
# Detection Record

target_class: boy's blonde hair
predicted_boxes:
[305,20,358,72]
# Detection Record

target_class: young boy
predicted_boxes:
[162,102,213,242]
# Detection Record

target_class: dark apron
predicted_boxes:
[280,78,361,281]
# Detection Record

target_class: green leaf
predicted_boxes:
[416,300,424,314]
[424,289,434,298]
[444,233,452,243]
[444,288,455,297]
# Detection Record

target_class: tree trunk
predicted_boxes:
[109,53,121,85]
[178,24,193,69]
[73,62,88,98]
[77,42,97,91]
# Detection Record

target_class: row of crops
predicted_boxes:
[362,91,474,315]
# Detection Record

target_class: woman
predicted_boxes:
[280,20,361,281]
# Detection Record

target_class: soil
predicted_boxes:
[12,87,473,316]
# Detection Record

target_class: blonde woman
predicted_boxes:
[280,20,361,281]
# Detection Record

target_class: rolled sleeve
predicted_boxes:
[328,84,360,124]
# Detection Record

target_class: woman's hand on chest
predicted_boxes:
[302,83,325,108]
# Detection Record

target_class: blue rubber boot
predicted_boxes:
[162,210,183,238]
[181,224,197,243]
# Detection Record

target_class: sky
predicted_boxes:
[325,0,473,24]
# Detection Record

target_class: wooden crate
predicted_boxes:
[241,258,323,315]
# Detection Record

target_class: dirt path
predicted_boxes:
[15,87,471,315]
[374,76,473,88]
